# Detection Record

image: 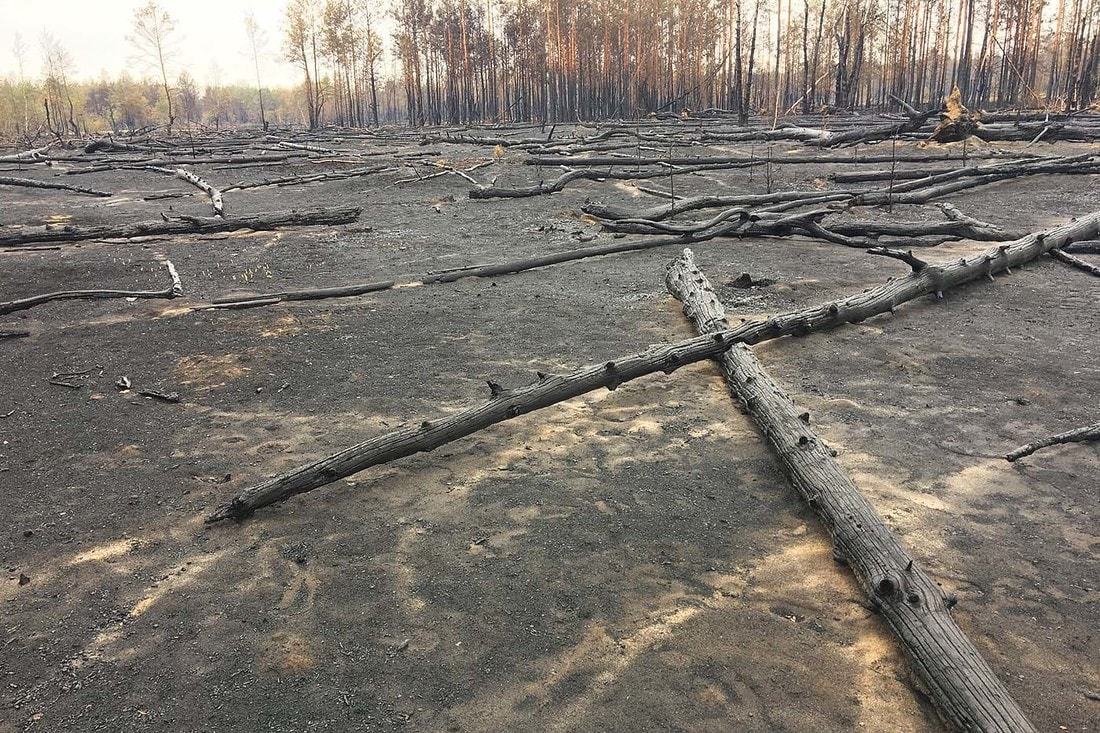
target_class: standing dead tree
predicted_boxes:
[665,247,1035,732]
[129,1,180,132]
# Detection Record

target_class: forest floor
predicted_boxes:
[0,126,1097,732]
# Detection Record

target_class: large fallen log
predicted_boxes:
[1005,421,1100,462]
[205,208,1100,522]
[0,175,111,197]
[525,151,1038,168]
[586,155,1100,222]
[65,153,306,174]
[147,166,225,216]
[0,260,183,316]
[664,248,1035,733]
[0,145,53,163]
[599,203,1011,244]
[0,207,362,247]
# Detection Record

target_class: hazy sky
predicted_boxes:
[0,0,307,87]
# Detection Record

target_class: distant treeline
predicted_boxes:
[2,0,1099,139]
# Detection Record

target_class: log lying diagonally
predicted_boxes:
[146,166,225,216]
[1048,248,1100,276]
[1005,421,1100,462]
[664,248,1035,733]
[0,207,362,247]
[0,260,182,316]
[204,208,1100,523]
[0,175,112,197]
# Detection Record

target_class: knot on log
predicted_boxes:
[875,575,901,601]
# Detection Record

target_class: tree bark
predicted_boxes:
[664,248,1036,733]
[205,208,1100,523]
[0,207,362,247]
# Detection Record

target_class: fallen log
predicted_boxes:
[525,151,1038,168]
[0,145,52,163]
[587,155,1100,222]
[1063,240,1100,254]
[468,164,733,199]
[223,165,392,191]
[205,208,1100,522]
[0,207,362,247]
[0,260,183,316]
[831,166,962,183]
[83,138,155,154]
[599,203,1010,244]
[664,248,1036,733]
[1048,248,1100,277]
[1005,421,1100,462]
[0,175,111,197]
[146,166,225,216]
[585,190,855,222]
[202,233,705,309]
[65,153,305,174]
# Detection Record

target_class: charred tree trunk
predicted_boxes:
[0,207,362,247]
[0,260,182,315]
[664,248,1036,733]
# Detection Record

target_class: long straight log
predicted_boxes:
[222,165,392,191]
[0,260,182,316]
[0,175,111,197]
[202,233,706,309]
[0,207,362,247]
[205,208,1100,523]
[65,153,305,174]
[1005,421,1100,461]
[0,145,52,163]
[525,151,1039,168]
[587,156,1100,222]
[664,248,1035,732]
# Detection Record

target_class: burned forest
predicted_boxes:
[1,1,1098,732]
